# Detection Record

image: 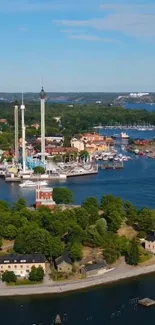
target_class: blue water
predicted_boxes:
[1,129,155,209]
[0,128,155,325]
[125,103,155,111]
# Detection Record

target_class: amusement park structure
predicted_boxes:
[40,87,46,163]
[20,93,26,173]
[14,102,19,163]
[11,89,98,179]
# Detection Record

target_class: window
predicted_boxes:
[59,267,62,271]
[8,266,11,269]
[26,270,29,273]
[1,266,3,269]
[14,265,17,268]
[20,265,23,268]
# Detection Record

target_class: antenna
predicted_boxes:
[41,76,44,88]
[22,92,24,105]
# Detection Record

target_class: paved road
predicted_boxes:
[1,261,155,297]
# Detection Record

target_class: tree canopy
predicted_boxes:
[53,188,74,204]
[29,266,44,282]
[0,190,153,267]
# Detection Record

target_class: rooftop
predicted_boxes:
[146,234,155,242]
[55,251,72,266]
[0,254,46,265]
[84,261,107,272]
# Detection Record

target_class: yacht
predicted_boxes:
[19,180,48,188]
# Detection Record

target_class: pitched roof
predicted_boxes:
[55,251,72,266]
[84,261,107,272]
[146,234,155,242]
[0,254,46,265]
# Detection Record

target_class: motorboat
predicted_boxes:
[19,180,48,188]
[121,132,129,139]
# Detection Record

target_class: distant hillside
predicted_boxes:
[0,92,128,104]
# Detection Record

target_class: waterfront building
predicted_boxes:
[80,133,104,143]
[85,142,108,154]
[55,251,72,273]
[36,185,56,210]
[46,146,78,155]
[71,138,85,152]
[0,254,46,278]
[145,234,155,254]
[81,261,107,277]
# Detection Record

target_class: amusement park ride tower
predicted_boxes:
[40,87,46,163]
[14,102,19,163]
[20,94,26,173]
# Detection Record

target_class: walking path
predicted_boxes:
[1,261,155,297]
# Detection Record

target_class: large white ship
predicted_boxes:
[19,180,48,188]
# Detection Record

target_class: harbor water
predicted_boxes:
[2,129,155,209]
[2,273,155,324]
[0,128,155,324]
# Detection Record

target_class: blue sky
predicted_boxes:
[0,0,155,92]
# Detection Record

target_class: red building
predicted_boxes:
[46,147,78,155]
[36,185,56,210]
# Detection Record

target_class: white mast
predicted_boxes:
[40,87,46,162]
[20,93,26,173]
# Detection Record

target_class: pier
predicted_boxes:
[98,161,124,170]
[138,298,155,307]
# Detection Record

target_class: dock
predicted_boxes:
[98,162,124,170]
[138,298,155,307]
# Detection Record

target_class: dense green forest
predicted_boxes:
[0,191,154,266]
[0,101,155,150]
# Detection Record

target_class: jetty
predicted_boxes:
[138,298,155,307]
[98,162,124,170]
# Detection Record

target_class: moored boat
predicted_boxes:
[19,180,48,188]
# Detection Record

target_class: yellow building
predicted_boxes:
[0,254,46,278]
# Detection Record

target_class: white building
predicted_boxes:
[71,138,85,152]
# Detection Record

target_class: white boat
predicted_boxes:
[102,156,108,161]
[19,180,48,188]
[121,132,129,139]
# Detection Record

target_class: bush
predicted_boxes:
[33,166,45,175]
[137,231,146,239]
[2,271,17,283]
[29,266,44,282]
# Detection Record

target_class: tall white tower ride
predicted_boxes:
[14,102,19,163]
[40,87,46,162]
[20,93,26,173]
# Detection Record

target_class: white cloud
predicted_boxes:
[68,34,117,42]
[19,27,28,32]
[54,3,155,38]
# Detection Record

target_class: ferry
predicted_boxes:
[19,180,48,188]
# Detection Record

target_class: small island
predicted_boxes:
[0,189,155,296]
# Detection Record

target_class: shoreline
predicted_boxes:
[1,263,155,297]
